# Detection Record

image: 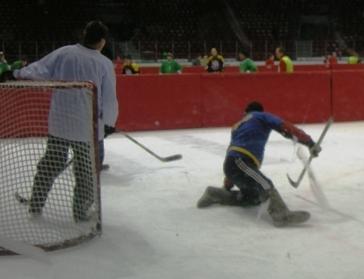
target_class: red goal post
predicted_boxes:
[0,81,101,254]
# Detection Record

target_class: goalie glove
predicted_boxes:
[308,141,322,157]
[104,125,116,138]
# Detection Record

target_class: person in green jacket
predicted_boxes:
[10,59,27,71]
[275,47,294,73]
[238,50,257,73]
[0,55,27,81]
[347,48,360,64]
[0,51,11,81]
[160,52,182,74]
[0,51,10,74]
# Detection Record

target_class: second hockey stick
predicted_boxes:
[287,117,333,188]
[122,132,183,162]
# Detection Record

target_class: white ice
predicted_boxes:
[1,121,364,279]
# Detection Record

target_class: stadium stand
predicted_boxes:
[1,0,364,61]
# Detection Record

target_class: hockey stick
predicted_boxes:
[15,191,30,204]
[287,117,333,188]
[122,132,183,162]
[296,147,330,209]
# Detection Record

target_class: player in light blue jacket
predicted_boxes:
[13,21,118,222]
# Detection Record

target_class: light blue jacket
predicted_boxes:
[14,44,118,141]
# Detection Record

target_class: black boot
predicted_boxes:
[197,186,241,208]
[268,188,310,227]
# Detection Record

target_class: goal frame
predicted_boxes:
[0,80,102,255]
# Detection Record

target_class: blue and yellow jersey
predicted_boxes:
[227,112,313,167]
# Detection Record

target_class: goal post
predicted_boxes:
[0,81,101,254]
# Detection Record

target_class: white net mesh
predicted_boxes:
[0,81,101,254]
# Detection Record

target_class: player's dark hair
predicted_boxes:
[245,101,264,113]
[83,20,109,47]
[276,47,285,54]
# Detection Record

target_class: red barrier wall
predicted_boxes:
[200,72,331,126]
[116,74,202,131]
[331,64,364,70]
[135,64,364,75]
[116,71,332,131]
[3,69,362,136]
[332,70,364,121]
[0,89,50,137]
[137,64,362,75]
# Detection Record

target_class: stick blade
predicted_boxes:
[287,174,299,188]
[15,192,29,204]
[160,154,183,162]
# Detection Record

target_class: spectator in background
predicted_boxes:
[327,42,341,58]
[0,52,10,78]
[160,52,182,74]
[265,54,275,71]
[0,51,7,64]
[275,47,294,73]
[122,55,140,75]
[238,50,257,73]
[200,54,209,67]
[324,52,338,68]
[206,48,224,72]
[347,48,360,64]
[11,57,28,70]
[192,55,201,66]
[192,54,209,67]
[0,52,26,81]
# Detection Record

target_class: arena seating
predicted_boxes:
[1,1,364,60]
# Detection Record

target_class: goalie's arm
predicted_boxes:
[279,121,315,147]
[279,121,321,157]
[257,112,314,147]
[258,112,319,155]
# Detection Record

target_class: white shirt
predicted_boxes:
[14,44,118,142]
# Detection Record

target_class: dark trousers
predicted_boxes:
[30,135,94,220]
[223,156,273,205]
[99,139,104,165]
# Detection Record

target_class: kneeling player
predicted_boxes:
[197,101,321,227]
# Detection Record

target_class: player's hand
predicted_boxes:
[104,125,116,138]
[223,177,234,191]
[309,143,322,157]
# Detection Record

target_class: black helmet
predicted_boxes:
[245,101,264,113]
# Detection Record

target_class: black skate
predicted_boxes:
[197,186,240,208]
[268,188,310,227]
[270,210,310,227]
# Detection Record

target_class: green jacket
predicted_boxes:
[348,56,359,64]
[239,58,257,73]
[160,60,182,74]
[0,62,11,75]
[10,60,25,71]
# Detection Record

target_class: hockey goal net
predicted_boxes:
[0,81,101,254]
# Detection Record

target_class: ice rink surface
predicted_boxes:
[1,121,364,279]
